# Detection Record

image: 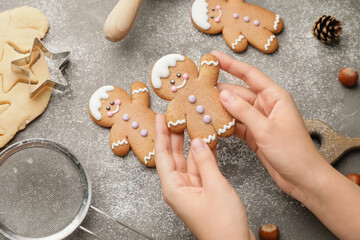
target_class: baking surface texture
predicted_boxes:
[0,0,359,239]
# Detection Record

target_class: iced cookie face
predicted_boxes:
[89,86,131,127]
[150,54,198,101]
[191,0,225,34]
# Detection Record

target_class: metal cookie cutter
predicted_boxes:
[11,38,70,98]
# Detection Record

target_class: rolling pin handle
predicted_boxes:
[103,0,143,42]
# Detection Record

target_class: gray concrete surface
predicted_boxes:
[1,0,359,239]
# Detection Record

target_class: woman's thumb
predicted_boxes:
[191,139,224,188]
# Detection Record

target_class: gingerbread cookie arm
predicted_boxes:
[223,26,248,53]
[166,100,187,134]
[130,81,150,107]
[110,127,130,156]
[198,54,220,87]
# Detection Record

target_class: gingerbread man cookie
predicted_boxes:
[191,0,284,53]
[89,82,156,167]
[150,54,235,149]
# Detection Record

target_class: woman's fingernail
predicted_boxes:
[221,90,235,102]
[192,138,205,152]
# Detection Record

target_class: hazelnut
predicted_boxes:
[339,68,358,87]
[346,173,360,186]
[259,224,279,240]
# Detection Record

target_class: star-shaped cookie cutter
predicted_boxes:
[11,38,70,98]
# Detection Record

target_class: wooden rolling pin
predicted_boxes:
[304,119,360,164]
[103,0,143,42]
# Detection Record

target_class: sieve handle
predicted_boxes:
[79,205,154,240]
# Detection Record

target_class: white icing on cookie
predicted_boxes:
[89,85,115,121]
[191,0,211,30]
[200,60,219,66]
[216,8,222,21]
[273,14,280,31]
[203,134,216,143]
[168,119,186,128]
[110,104,120,115]
[218,118,235,135]
[232,35,244,49]
[176,79,187,89]
[111,139,129,149]
[151,54,185,89]
[264,35,276,51]
[144,149,155,165]
[132,87,148,95]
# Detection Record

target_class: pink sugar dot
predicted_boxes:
[141,129,148,137]
[188,95,196,103]
[216,5,221,10]
[107,112,113,117]
[122,113,130,121]
[203,115,211,124]
[171,86,178,92]
[215,18,220,23]
[115,99,121,105]
[132,121,139,129]
[196,105,205,114]
[183,73,189,79]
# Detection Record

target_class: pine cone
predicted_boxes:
[312,15,342,44]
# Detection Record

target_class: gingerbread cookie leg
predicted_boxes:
[213,116,236,138]
[128,135,155,167]
[223,26,248,53]
[187,115,218,149]
[242,27,279,53]
[257,11,284,34]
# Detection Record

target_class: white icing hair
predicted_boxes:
[89,85,115,120]
[191,0,211,30]
[151,54,185,89]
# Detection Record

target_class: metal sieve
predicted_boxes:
[0,139,152,240]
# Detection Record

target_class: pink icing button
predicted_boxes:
[254,20,260,26]
[233,13,239,19]
[196,105,205,114]
[115,99,121,105]
[183,73,189,79]
[244,16,250,22]
[141,129,148,137]
[189,95,196,103]
[216,5,221,10]
[107,112,113,117]
[171,86,178,92]
[132,121,139,129]
[122,113,130,121]
[215,17,220,23]
[203,115,211,124]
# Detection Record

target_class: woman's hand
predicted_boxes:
[212,50,360,239]
[212,50,322,198]
[155,113,255,240]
